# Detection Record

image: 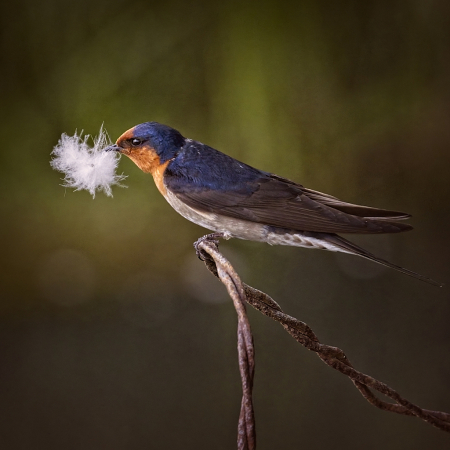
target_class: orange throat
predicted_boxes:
[125,149,171,196]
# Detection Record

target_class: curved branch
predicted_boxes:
[195,235,450,437]
[196,235,256,450]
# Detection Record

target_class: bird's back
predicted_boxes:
[164,141,413,235]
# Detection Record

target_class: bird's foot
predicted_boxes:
[194,232,227,260]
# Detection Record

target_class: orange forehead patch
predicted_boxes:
[116,126,135,144]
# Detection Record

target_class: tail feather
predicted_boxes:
[361,254,443,287]
[326,235,443,287]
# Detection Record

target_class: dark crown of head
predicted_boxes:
[133,122,185,161]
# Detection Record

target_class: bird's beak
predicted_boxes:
[104,144,123,153]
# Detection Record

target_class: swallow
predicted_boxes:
[105,122,440,286]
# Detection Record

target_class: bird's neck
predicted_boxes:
[124,150,172,196]
[151,159,171,196]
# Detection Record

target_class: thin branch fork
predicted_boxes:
[194,235,450,449]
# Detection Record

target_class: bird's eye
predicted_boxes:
[131,138,142,146]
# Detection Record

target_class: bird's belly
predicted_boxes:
[163,190,351,253]
[163,190,268,241]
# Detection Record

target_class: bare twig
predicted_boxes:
[195,234,255,450]
[194,235,450,446]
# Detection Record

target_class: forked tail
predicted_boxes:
[326,234,443,287]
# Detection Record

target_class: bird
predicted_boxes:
[105,121,440,286]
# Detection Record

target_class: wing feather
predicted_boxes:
[164,144,412,234]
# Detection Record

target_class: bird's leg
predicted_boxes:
[194,232,227,260]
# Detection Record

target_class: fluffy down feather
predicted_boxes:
[51,126,126,198]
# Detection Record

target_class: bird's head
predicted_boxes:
[105,122,185,173]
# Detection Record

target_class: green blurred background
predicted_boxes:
[1,0,450,448]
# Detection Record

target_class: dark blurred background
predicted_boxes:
[1,0,450,448]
